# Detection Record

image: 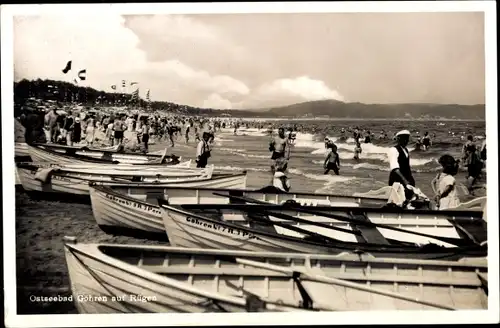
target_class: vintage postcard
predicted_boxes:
[2,1,498,327]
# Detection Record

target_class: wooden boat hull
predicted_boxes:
[90,177,248,238]
[35,143,169,164]
[28,144,183,166]
[90,185,485,246]
[16,164,222,198]
[63,239,488,313]
[160,204,486,260]
[64,239,309,313]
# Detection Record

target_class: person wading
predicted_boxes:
[269,127,290,174]
[196,132,211,168]
[387,130,416,200]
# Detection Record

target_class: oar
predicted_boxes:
[289,206,477,248]
[241,211,345,245]
[234,258,457,311]
[251,207,361,236]
[213,193,477,248]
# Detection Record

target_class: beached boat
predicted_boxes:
[27,144,182,165]
[16,163,246,201]
[159,202,487,260]
[34,142,179,164]
[89,184,486,246]
[63,237,488,313]
[17,162,212,196]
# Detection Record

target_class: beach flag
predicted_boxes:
[131,88,139,101]
[62,60,72,74]
[78,69,87,81]
[111,85,117,90]
[130,81,138,86]
[122,80,126,87]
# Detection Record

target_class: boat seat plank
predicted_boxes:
[349,212,390,245]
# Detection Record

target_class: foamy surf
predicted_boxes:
[288,168,355,184]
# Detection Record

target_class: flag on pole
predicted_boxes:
[131,88,139,101]
[146,89,150,102]
[62,60,72,74]
[78,69,87,80]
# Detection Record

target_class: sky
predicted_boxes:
[13,12,485,109]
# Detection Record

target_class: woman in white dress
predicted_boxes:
[85,118,96,146]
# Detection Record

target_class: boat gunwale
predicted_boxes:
[84,243,487,269]
[177,203,485,218]
[92,184,483,221]
[15,163,216,181]
[108,183,391,202]
[34,142,164,159]
[28,144,184,165]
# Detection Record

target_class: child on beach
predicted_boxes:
[324,143,340,175]
[432,154,460,210]
[272,158,291,192]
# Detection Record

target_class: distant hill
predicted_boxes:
[261,100,485,120]
[14,79,484,120]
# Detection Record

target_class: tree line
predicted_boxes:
[13,78,259,117]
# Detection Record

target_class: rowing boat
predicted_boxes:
[89,184,486,246]
[17,162,213,197]
[17,164,246,202]
[159,202,487,260]
[33,142,176,164]
[27,144,182,165]
[63,237,488,313]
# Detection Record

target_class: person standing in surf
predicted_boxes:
[195,132,211,168]
[387,130,416,199]
[269,127,290,174]
[462,135,483,195]
[422,132,431,151]
[353,140,362,161]
[324,143,340,175]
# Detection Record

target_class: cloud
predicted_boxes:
[248,76,345,107]
[152,60,249,96]
[13,14,249,106]
[203,93,232,110]
[123,15,250,75]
